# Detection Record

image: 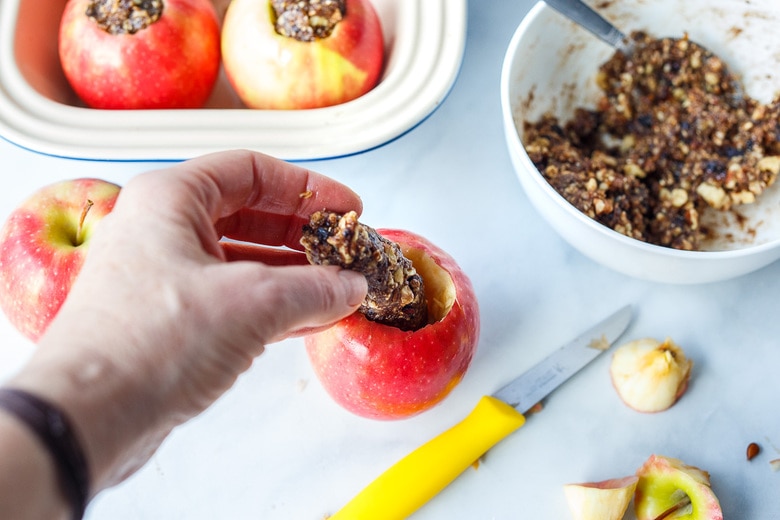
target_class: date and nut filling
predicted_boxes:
[272,0,345,41]
[524,31,780,250]
[86,0,163,35]
[301,211,428,331]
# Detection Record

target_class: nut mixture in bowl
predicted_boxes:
[523,31,780,251]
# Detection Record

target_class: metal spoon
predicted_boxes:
[542,0,632,53]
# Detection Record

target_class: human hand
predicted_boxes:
[8,150,368,494]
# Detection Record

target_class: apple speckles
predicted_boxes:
[0,178,120,341]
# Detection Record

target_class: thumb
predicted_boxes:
[241,265,367,343]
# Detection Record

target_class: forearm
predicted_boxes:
[6,336,177,495]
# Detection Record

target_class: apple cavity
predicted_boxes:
[305,229,480,420]
[0,178,120,341]
[635,455,723,520]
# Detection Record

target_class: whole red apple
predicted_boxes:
[0,179,120,342]
[305,229,480,420]
[58,0,221,109]
[221,0,385,109]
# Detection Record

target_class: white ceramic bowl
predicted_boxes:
[501,0,780,284]
[0,0,465,161]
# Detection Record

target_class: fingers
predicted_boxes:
[163,150,363,247]
[223,264,367,345]
[116,150,362,251]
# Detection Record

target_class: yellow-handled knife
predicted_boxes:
[329,304,633,520]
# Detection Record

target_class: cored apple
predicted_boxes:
[221,0,385,109]
[0,179,120,341]
[58,0,221,109]
[305,229,480,420]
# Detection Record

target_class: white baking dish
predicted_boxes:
[0,0,466,161]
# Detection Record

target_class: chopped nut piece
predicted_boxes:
[696,182,729,209]
[669,188,689,208]
[300,211,428,331]
[623,163,646,178]
[757,156,780,175]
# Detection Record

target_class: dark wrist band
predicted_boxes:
[0,388,90,520]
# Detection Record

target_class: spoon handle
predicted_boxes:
[543,0,629,51]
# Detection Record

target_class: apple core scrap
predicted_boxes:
[300,210,428,331]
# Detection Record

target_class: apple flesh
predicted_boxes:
[0,179,120,341]
[635,455,723,520]
[610,338,692,413]
[563,476,638,520]
[221,0,385,109]
[305,229,480,420]
[59,0,221,109]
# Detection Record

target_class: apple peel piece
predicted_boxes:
[563,476,638,520]
[610,337,692,413]
[635,455,723,520]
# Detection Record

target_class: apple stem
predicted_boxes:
[76,199,94,246]
[653,496,692,520]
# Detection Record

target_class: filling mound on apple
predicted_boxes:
[302,210,429,331]
[301,211,480,420]
[272,0,345,41]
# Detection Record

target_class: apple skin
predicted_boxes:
[0,179,121,342]
[221,0,385,109]
[635,455,723,520]
[58,0,221,109]
[305,229,480,420]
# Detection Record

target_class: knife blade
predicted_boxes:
[329,304,632,520]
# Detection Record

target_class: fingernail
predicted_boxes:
[339,270,367,307]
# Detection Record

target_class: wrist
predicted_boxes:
[0,388,89,519]
[8,338,174,493]
[0,407,72,520]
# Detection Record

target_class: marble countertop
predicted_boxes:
[1,0,779,518]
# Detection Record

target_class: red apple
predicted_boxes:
[0,179,121,341]
[305,229,480,420]
[58,0,221,109]
[221,0,385,109]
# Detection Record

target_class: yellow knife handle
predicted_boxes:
[329,395,526,520]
